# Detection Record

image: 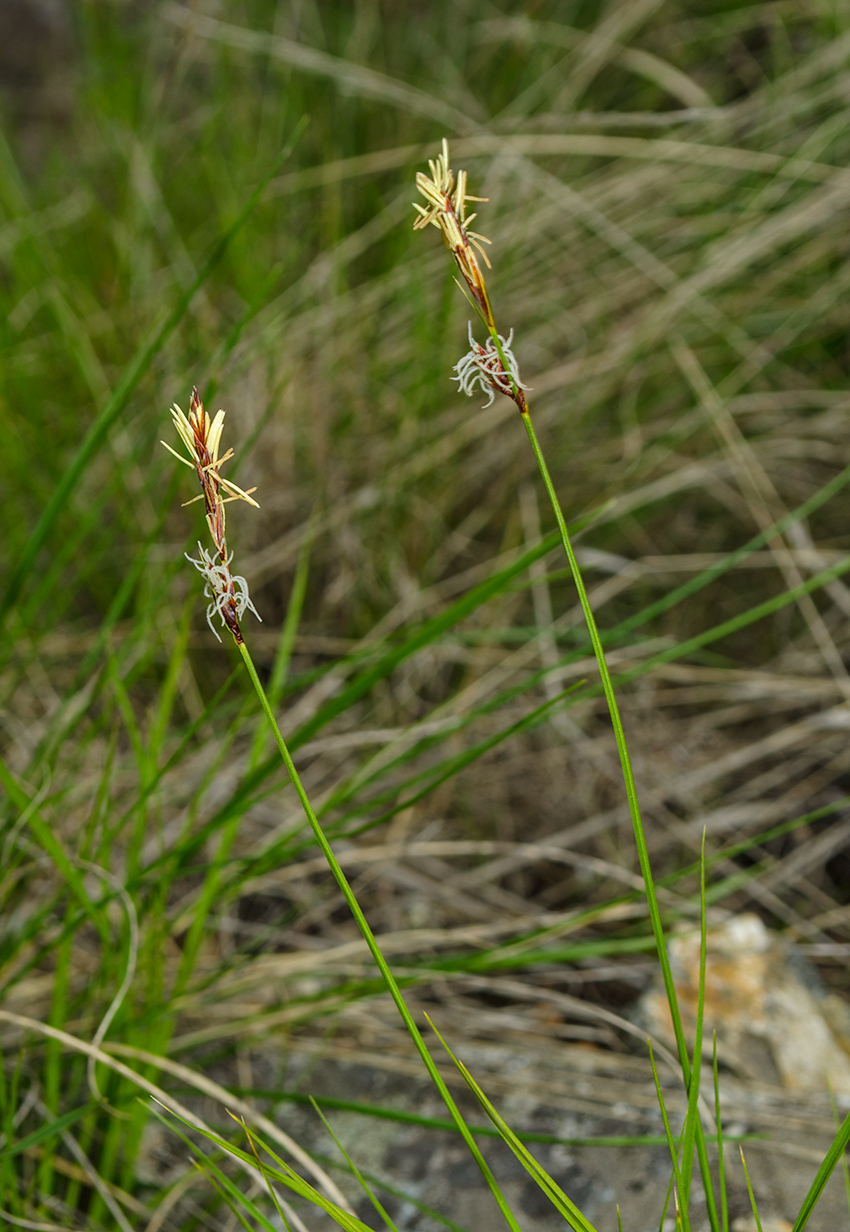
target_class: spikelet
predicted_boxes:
[162,387,261,644]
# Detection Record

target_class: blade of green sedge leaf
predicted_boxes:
[308,1098,400,1232]
[648,1040,689,1232]
[236,1115,296,1232]
[151,1102,372,1232]
[739,1148,764,1232]
[148,1107,283,1232]
[191,1159,271,1232]
[658,1170,675,1232]
[680,832,708,1208]
[714,1035,729,1232]
[0,1103,96,1160]
[309,1152,473,1232]
[0,755,108,944]
[0,120,306,625]
[792,1106,850,1231]
[425,1013,598,1232]
[211,1088,680,1147]
[828,1083,850,1224]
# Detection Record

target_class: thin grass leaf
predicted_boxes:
[658,1171,675,1232]
[828,1083,850,1225]
[739,1148,765,1232]
[425,1013,599,1232]
[714,1035,729,1232]
[648,1040,689,1232]
[792,1106,850,1231]
[679,832,709,1209]
[0,1104,95,1161]
[236,1115,295,1232]
[191,1159,259,1232]
[151,1101,371,1232]
[220,1088,675,1147]
[149,1109,282,1232]
[309,1098,399,1232]
[0,755,108,945]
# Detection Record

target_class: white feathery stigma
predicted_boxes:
[451,323,530,408]
[185,543,261,643]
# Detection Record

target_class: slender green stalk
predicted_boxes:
[417,148,714,1222]
[520,409,719,1232]
[236,640,523,1232]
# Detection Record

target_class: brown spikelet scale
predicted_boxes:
[161,388,261,643]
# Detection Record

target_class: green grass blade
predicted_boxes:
[217,1088,675,1147]
[426,1013,599,1232]
[828,1084,850,1225]
[714,1035,729,1232]
[740,1148,765,1232]
[310,1097,400,1232]
[0,755,108,945]
[679,833,708,1208]
[648,1041,689,1232]
[0,1103,95,1161]
[792,1107,850,1230]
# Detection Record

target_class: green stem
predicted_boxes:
[236,640,523,1232]
[520,410,719,1232]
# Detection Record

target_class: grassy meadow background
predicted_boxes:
[5,0,850,1228]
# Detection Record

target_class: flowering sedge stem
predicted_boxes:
[235,638,522,1232]
[522,410,719,1232]
[522,411,669,1012]
[414,137,720,1230]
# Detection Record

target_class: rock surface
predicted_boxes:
[639,913,850,1093]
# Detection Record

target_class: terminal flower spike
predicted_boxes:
[162,387,261,644]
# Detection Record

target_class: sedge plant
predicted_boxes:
[413,138,722,1228]
[159,142,850,1232]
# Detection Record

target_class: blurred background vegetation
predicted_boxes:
[6,0,850,1228]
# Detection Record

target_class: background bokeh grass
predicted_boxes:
[6,1,850,1228]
